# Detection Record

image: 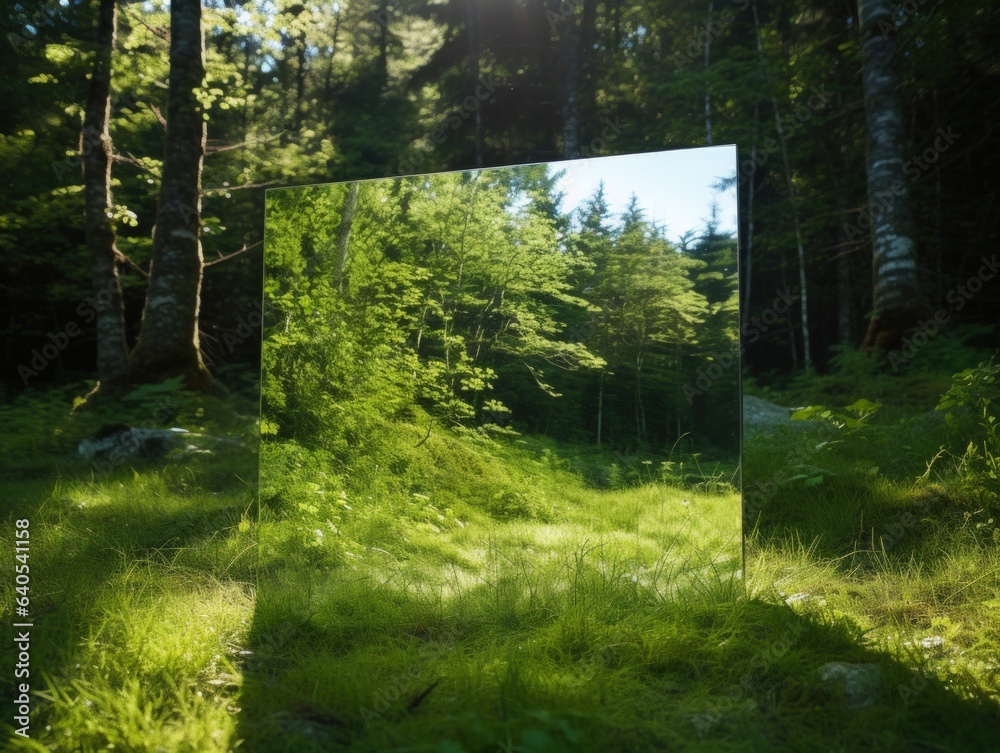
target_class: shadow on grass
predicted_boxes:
[231,552,1000,752]
[0,447,257,746]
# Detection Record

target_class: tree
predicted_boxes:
[127,0,212,390]
[580,195,708,446]
[858,0,930,352]
[560,0,584,158]
[334,181,360,291]
[82,0,129,389]
[752,0,811,369]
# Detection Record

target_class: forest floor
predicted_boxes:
[1,386,999,751]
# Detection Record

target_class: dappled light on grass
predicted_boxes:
[238,423,746,751]
[0,388,259,752]
[744,361,1000,711]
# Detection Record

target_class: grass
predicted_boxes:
[743,354,1000,711]
[2,382,1000,751]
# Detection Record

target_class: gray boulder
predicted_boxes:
[78,424,190,463]
[818,661,884,709]
[743,395,810,436]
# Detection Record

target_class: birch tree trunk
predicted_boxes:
[128,0,212,391]
[82,0,129,389]
[859,0,928,351]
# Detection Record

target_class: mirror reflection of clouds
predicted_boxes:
[555,146,738,245]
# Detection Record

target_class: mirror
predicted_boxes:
[251,147,740,748]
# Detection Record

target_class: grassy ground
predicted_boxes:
[2,385,999,751]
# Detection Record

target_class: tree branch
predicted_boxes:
[202,179,282,195]
[203,239,262,267]
[111,151,149,169]
[890,0,945,66]
[114,248,150,278]
[205,132,283,154]
[148,103,167,129]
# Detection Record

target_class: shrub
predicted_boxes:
[929,356,1000,498]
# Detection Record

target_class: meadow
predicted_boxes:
[2,358,999,751]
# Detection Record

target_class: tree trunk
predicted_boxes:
[635,353,646,443]
[703,1,714,145]
[82,0,129,390]
[334,182,360,292]
[859,0,929,351]
[562,2,582,158]
[295,39,307,124]
[596,370,604,446]
[753,0,810,369]
[466,0,483,167]
[815,132,858,346]
[375,0,389,89]
[128,0,212,391]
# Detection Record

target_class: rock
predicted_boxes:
[78,425,190,463]
[784,592,812,605]
[742,395,810,436]
[818,661,884,709]
[78,424,252,469]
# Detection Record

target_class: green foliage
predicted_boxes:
[759,327,997,413]
[927,357,1000,498]
[791,398,882,431]
[261,166,737,481]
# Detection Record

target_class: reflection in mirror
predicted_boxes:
[253,148,739,748]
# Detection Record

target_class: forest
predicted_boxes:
[2,0,998,385]
[2,0,1000,750]
[262,159,739,456]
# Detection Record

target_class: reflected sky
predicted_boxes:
[555,146,738,245]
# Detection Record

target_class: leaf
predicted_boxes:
[844,398,881,413]
[790,405,827,421]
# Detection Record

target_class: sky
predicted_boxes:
[552,146,738,245]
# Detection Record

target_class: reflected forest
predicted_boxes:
[263,163,738,457]
[258,157,743,751]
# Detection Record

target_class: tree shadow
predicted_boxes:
[231,542,1000,752]
[0,444,257,743]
